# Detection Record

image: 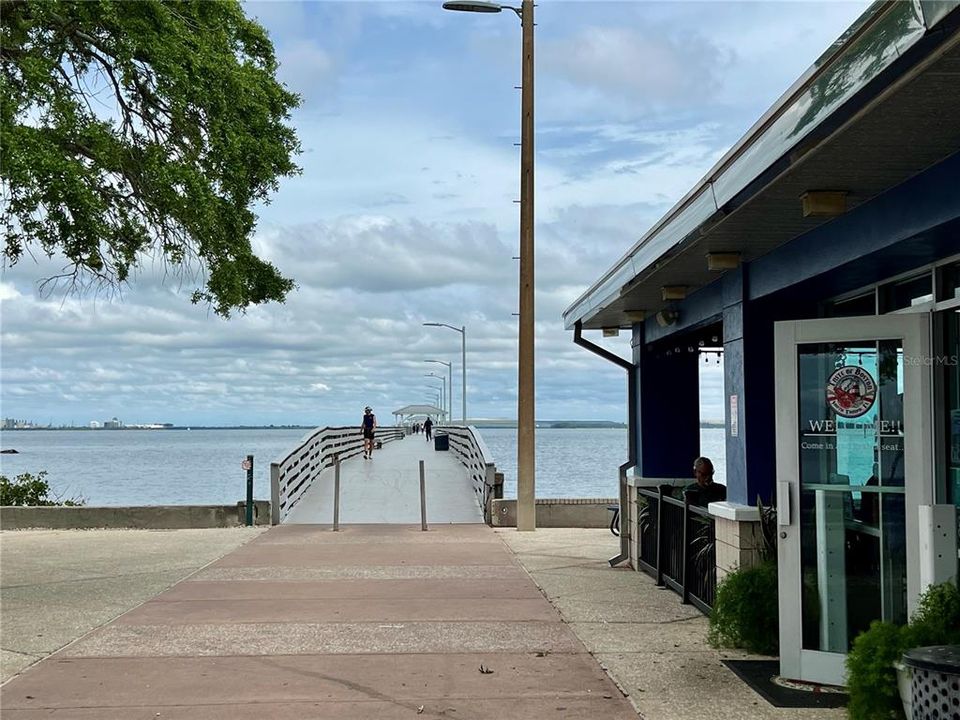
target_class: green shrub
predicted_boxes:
[846,621,908,720]
[708,560,779,655]
[910,582,960,643]
[0,471,85,506]
[846,583,960,720]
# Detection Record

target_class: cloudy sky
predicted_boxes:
[0,0,870,427]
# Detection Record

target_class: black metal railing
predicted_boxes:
[635,485,716,614]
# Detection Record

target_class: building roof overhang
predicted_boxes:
[563,1,960,331]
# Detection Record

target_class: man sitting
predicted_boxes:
[684,456,726,506]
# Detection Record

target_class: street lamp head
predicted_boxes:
[443,0,503,12]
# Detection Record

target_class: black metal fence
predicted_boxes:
[635,485,716,614]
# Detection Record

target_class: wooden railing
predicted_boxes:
[440,426,500,522]
[636,485,717,614]
[269,426,404,524]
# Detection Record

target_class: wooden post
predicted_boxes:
[516,0,536,532]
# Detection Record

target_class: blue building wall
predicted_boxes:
[632,323,701,479]
[633,150,960,505]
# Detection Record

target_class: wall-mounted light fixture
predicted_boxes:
[801,190,847,217]
[655,309,678,327]
[661,286,687,301]
[706,252,741,271]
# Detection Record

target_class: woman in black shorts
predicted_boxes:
[361,406,377,459]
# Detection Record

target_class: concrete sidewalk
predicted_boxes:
[499,528,848,720]
[0,524,637,719]
[0,527,264,682]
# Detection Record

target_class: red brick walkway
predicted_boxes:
[0,524,637,718]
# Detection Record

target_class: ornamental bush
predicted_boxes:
[707,560,779,655]
[846,583,960,720]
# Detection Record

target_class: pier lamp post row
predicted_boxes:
[423,322,467,424]
[441,0,535,531]
[425,374,446,418]
[425,359,453,421]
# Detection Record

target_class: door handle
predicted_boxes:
[777,481,791,526]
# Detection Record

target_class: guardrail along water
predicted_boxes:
[269,426,404,524]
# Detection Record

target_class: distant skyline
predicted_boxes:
[0,1,870,427]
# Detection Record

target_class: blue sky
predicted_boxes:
[0,0,870,427]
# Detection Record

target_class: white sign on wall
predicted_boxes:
[730,394,739,437]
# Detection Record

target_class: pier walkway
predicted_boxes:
[1,523,638,718]
[285,432,482,524]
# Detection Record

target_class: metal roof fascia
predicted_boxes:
[921,0,960,28]
[562,0,949,329]
[713,0,926,206]
[563,185,718,329]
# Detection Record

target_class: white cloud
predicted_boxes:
[541,25,728,108]
[0,1,872,428]
[0,282,22,301]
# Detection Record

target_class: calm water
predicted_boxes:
[483,427,725,499]
[0,427,726,506]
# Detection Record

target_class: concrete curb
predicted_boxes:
[0,501,271,530]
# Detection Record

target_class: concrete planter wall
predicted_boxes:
[491,498,618,528]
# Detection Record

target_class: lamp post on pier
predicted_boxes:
[425,360,453,421]
[441,0,535,530]
[423,322,467,424]
[425,374,446,420]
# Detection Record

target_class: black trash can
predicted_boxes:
[434,433,449,451]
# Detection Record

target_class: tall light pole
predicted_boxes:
[424,390,441,411]
[425,374,446,419]
[442,0,535,531]
[425,360,453,422]
[423,322,467,424]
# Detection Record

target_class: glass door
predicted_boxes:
[775,315,932,686]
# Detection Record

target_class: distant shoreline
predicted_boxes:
[4,421,726,431]
[1,425,315,432]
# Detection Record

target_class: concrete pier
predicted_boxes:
[284,433,483,524]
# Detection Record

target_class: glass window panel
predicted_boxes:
[946,311,960,506]
[938,262,960,302]
[828,292,876,318]
[879,273,933,313]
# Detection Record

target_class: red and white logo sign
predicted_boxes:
[241,458,252,471]
[826,365,877,419]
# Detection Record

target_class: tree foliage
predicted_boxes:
[0,470,85,505]
[1,0,301,315]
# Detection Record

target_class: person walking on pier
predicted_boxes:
[362,406,377,459]
[423,416,433,442]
